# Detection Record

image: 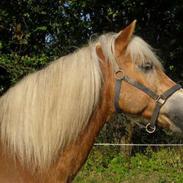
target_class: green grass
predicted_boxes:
[74,147,183,183]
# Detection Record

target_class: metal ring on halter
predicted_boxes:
[156,96,166,105]
[115,69,124,80]
[145,123,156,134]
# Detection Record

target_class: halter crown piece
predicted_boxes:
[114,68,182,133]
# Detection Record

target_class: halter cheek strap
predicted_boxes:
[114,70,182,133]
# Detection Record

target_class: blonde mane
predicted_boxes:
[0,43,103,169]
[0,33,162,170]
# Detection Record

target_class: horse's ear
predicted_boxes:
[115,20,136,56]
[96,43,110,76]
[96,43,106,63]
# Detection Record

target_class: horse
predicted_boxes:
[0,20,182,183]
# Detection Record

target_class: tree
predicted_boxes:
[0,0,183,148]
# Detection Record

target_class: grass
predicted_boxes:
[74,147,183,183]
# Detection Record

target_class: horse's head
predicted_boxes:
[96,20,183,133]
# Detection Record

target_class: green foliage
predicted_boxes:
[75,147,183,183]
[0,53,49,94]
[1,0,183,76]
[0,0,183,92]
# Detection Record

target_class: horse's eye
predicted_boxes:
[140,63,153,72]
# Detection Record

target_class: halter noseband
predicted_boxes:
[114,69,182,133]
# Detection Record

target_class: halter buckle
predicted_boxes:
[115,69,124,80]
[156,96,166,105]
[146,123,156,134]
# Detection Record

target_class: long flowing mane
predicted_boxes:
[0,33,162,170]
[0,43,103,169]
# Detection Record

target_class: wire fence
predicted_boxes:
[94,143,183,146]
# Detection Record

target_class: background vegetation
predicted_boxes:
[75,147,183,183]
[0,0,183,182]
[1,0,183,92]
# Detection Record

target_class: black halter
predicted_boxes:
[114,69,182,133]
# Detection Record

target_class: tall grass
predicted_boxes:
[75,147,183,183]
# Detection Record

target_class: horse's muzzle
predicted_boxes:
[161,90,183,132]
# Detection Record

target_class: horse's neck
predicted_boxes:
[0,82,114,183]
[45,84,113,183]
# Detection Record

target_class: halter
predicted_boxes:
[114,69,182,133]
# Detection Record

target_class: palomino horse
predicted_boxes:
[0,20,183,182]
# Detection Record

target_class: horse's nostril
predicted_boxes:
[160,91,183,132]
[165,106,183,132]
